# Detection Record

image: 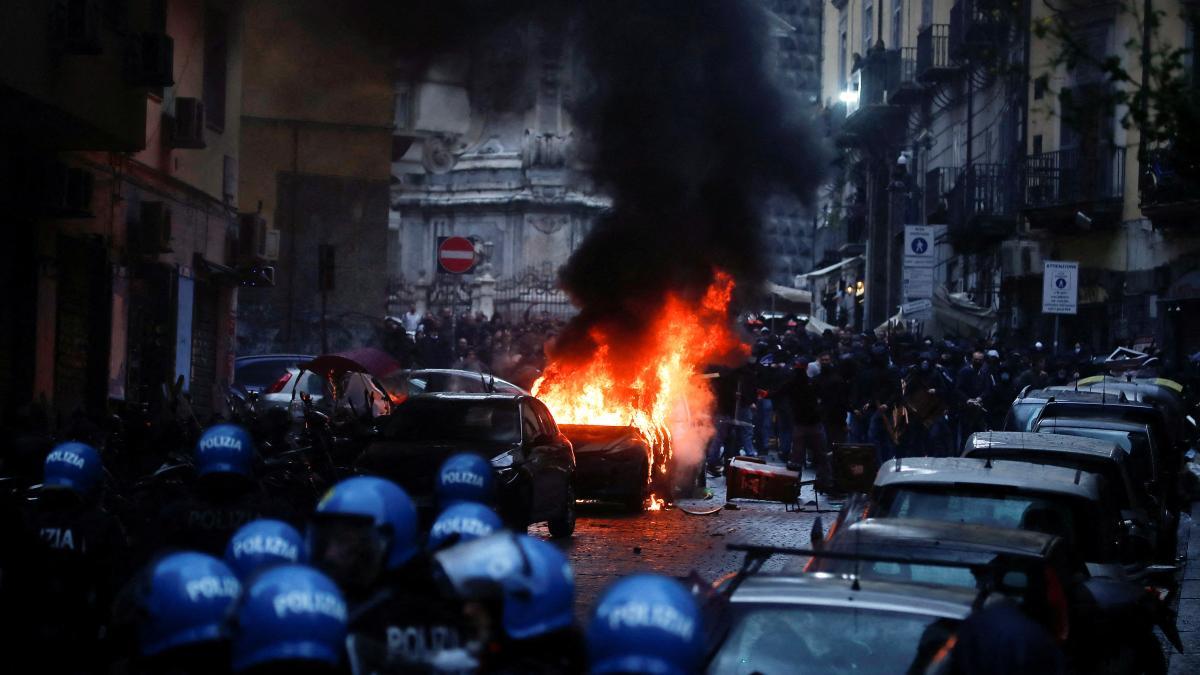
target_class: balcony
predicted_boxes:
[949,0,1008,60]
[839,48,908,144]
[1139,147,1200,228]
[888,48,925,105]
[1023,146,1127,229]
[917,24,958,83]
[947,163,1020,247]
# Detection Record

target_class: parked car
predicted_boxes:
[962,431,1169,561]
[234,353,313,394]
[257,367,392,420]
[1034,397,1182,509]
[559,422,671,511]
[1031,418,1178,555]
[354,393,577,537]
[703,568,974,674]
[812,517,1180,672]
[1002,387,1116,431]
[869,457,1140,580]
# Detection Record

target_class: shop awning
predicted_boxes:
[763,281,813,306]
[794,256,864,283]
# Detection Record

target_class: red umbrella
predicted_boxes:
[299,347,401,380]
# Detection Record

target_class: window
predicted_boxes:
[1034,74,1048,100]
[921,0,932,28]
[891,0,903,48]
[839,12,849,91]
[533,401,558,435]
[203,6,228,132]
[864,0,874,51]
[522,403,542,441]
[394,82,413,131]
[1032,134,1043,155]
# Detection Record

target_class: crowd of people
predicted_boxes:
[0,423,706,674]
[704,317,1177,495]
[382,306,566,391]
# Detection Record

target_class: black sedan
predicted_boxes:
[355,393,577,537]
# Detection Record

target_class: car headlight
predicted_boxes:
[491,451,514,469]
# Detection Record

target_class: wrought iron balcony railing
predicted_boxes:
[1024,146,1126,210]
[916,24,956,82]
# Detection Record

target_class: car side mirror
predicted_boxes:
[531,433,554,447]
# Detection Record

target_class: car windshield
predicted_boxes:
[1042,427,1153,489]
[878,487,1108,561]
[707,604,959,675]
[386,399,520,443]
[1005,402,1043,431]
[815,556,981,589]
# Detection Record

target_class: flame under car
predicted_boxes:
[560,422,672,512]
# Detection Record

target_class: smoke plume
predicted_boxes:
[556,0,827,362]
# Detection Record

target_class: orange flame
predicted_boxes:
[534,271,745,488]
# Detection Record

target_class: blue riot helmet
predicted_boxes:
[225,519,304,581]
[435,453,496,508]
[503,536,575,640]
[428,502,503,552]
[138,552,242,657]
[307,476,418,593]
[587,574,702,675]
[430,532,574,640]
[231,564,347,673]
[43,441,103,497]
[195,424,255,478]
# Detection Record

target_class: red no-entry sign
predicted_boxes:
[437,236,477,274]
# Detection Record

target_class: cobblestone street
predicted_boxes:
[533,467,826,617]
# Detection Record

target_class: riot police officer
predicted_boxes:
[435,453,497,509]
[308,476,474,672]
[14,442,129,673]
[132,551,242,675]
[586,574,704,675]
[427,502,503,552]
[154,424,291,557]
[231,564,348,674]
[433,532,584,673]
[225,518,304,581]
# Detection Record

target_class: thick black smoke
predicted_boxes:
[556,0,827,358]
[383,0,826,360]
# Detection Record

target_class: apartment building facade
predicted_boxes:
[816,0,1200,359]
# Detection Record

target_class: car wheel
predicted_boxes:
[548,481,577,538]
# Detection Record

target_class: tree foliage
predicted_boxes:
[1033,1,1200,190]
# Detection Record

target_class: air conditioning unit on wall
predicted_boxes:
[1000,240,1042,278]
[237,213,280,263]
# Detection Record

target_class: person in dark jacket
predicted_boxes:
[784,359,833,491]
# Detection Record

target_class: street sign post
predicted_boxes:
[437,236,478,275]
[903,226,936,322]
[1041,260,1078,352]
[903,225,935,269]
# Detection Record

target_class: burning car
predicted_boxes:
[560,422,672,511]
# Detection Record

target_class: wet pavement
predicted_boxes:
[1169,503,1200,674]
[531,461,828,618]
